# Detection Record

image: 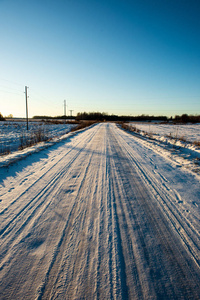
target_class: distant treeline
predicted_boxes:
[174,114,200,123]
[33,115,75,120]
[76,112,168,122]
[32,113,200,123]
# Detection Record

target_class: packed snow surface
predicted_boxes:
[0,123,200,299]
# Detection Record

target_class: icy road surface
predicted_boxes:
[0,123,200,299]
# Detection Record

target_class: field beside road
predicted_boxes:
[0,123,200,299]
[0,120,76,154]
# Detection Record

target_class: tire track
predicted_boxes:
[38,124,107,300]
[0,128,98,270]
[0,126,96,217]
[107,124,200,299]
[0,126,97,236]
[0,125,99,298]
[115,125,200,267]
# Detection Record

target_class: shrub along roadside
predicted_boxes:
[18,126,49,150]
[70,120,97,132]
[18,121,97,151]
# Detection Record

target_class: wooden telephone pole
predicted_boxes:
[64,100,66,117]
[25,86,29,130]
[69,109,74,117]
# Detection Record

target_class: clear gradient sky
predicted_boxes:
[0,0,200,117]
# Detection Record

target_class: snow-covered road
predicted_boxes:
[0,123,200,299]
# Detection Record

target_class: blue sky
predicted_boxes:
[0,0,200,117]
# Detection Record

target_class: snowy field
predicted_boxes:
[128,122,200,142]
[0,123,200,299]
[0,120,76,154]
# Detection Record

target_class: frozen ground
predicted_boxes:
[128,122,200,142]
[0,123,200,299]
[125,122,200,175]
[0,121,76,154]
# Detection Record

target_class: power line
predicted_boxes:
[29,88,62,110]
[0,85,24,93]
[0,77,24,87]
[0,89,23,96]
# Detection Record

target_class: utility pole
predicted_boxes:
[69,109,74,117]
[25,86,29,130]
[64,100,66,117]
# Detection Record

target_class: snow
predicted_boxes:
[125,122,200,175]
[128,122,200,142]
[0,123,200,299]
[0,120,76,154]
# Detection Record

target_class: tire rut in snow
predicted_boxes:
[38,124,110,299]
[106,125,200,299]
